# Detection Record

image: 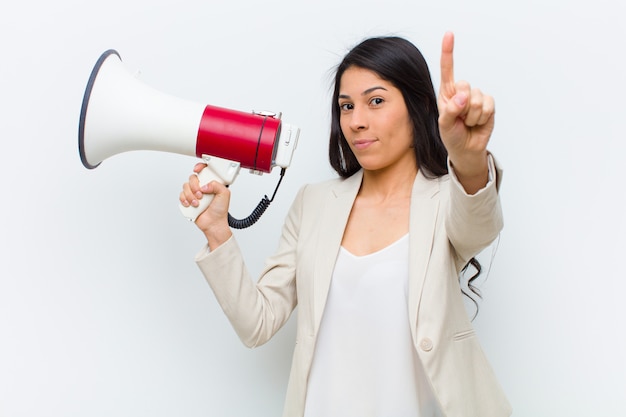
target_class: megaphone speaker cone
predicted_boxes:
[78,49,119,169]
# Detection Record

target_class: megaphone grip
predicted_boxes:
[179,194,213,222]
[179,157,241,222]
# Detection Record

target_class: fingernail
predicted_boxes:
[195,191,203,199]
[191,199,199,207]
[182,200,189,207]
[454,93,467,107]
[201,185,210,192]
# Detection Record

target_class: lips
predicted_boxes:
[352,138,377,150]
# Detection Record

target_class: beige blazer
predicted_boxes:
[196,157,512,417]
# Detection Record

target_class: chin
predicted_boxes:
[353,156,379,170]
[357,161,386,172]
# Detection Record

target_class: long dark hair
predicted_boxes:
[329,36,484,314]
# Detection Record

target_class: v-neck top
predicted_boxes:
[304,234,442,417]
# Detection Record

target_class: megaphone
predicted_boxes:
[79,49,299,226]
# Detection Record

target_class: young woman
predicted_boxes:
[180,32,511,417]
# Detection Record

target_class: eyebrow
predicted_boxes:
[338,86,388,99]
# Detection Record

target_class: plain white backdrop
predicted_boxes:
[1,0,624,415]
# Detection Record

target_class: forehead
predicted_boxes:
[339,66,395,93]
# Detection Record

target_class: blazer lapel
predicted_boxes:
[311,171,363,335]
[407,171,442,337]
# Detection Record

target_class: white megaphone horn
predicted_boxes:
[79,49,299,226]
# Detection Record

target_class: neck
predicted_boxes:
[359,162,418,202]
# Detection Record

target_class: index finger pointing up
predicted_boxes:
[440,31,456,99]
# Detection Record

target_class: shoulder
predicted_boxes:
[412,170,452,202]
[295,171,362,202]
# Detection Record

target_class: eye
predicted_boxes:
[369,97,384,106]
[339,102,354,112]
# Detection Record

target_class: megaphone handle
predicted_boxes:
[179,156,241,222]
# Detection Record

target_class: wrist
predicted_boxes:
[449,152,489,195]
[202,223,233,251]
[448,151,488,177]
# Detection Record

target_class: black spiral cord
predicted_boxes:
[227,167,287,229]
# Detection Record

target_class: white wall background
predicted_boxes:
[1,0,624,415]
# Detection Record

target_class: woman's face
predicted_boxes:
[338,66,415,173]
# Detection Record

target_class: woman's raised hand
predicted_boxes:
[437,32,494,193]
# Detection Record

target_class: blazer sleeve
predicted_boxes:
[194,185,306,348]
[445,153,504,270]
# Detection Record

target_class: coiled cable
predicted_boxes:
[227,168,286,229]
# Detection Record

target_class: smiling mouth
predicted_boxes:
[352,139,377,149]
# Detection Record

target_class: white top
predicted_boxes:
[304,234,443,417]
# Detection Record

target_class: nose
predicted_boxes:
[349,106,368,131]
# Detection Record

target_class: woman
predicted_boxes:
[180,32,511,417]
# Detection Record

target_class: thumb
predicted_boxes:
[439,91,468,131]
[200,180,228,195]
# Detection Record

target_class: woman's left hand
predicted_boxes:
[437,32,494,192]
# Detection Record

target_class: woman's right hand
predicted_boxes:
[180,162,233,250]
